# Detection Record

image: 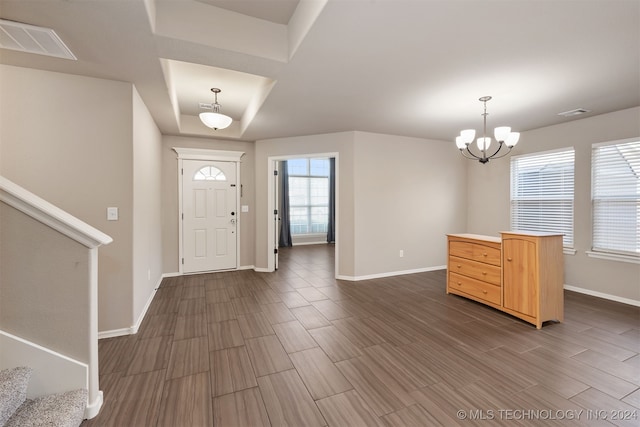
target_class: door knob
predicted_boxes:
[230,218,236,224]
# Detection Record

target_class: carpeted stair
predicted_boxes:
[0,367,86,427]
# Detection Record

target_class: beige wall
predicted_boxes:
[0,204,90,362]
[255,131,468,278]
[467,107,640,302]
[2,62,636,344]
[255,132,355,276]
[132,88,163,325]
[161,135,256,273]
[352,132,467,277]
[0,65,166,332]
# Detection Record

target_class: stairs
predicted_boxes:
[0,367,86,427]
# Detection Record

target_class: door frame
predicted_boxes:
[267,152,339,276]
[174,147,244,274]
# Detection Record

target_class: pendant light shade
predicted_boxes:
[199,88,232,130]
[199,111,233,130]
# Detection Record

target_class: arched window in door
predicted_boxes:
[193,165,227,181]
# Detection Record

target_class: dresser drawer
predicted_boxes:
[449,255,501,285]
[449,272,501,305]
[449,240,501,266]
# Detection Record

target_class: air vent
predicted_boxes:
[557,108,590,117]
[199,103,213,110]
[0,19,76,60]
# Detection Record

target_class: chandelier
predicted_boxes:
[455,96,520,164]
[199,88,233,130]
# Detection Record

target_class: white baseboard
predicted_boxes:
[131,277,162,335]
[292,241,328,246]
[98,327,134,339]
[254,267,273,273]
[0,331,100,417]
[239,265,255,270]
[564,284,640,307]
[161,271,181,278]
[99,274,164,339]
[336,265,447,281]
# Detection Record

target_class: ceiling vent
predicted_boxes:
[0,19,76,60]
[557,108,590,117]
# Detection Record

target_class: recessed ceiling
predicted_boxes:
[194,0,299,24]
[0,0,637,142]
[164,59,273,119]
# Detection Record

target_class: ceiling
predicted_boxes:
[1,0,638,143]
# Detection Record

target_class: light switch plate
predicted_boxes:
[107,207,118,221]
[241,205,249,213]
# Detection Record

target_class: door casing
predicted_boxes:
[174,148,244,274]
[266,152,339,275]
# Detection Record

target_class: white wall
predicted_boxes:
[467,107,640,303]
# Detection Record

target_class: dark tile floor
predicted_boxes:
[84,244,640,426]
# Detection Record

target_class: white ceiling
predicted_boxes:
[0,0,638,143]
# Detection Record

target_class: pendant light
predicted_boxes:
[199,88,233,130]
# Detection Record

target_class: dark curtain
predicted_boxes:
[278,160,293,247]
[327,157,336,243]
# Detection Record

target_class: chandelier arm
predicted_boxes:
[485,141,505,159]
[461,146,482,161]
[485,144,513,160]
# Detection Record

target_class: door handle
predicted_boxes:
[230,218,236,224]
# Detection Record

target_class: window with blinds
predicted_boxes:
[287,158,330,235]
[592,139,640,256]
[510,148,575,247]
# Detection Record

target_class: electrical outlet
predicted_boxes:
[399,250,404,258]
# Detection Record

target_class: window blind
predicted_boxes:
[510,148,575,247]
[592,139,640,256]
[288,158,330,235]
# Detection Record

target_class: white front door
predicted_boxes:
[182,160,237,273]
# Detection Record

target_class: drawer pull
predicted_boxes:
[483,252,488,257]
[482,290,488,294]
[507,257,512,262]
[457,282,462,286]
[482,271,487,275]
[457,264,462,268]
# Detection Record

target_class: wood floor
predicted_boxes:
[83,245,640,426]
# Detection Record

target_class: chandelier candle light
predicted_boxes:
[199,88,233,130]
[455,96,520,163]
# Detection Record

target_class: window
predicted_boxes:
[193,165,226,181]
[592,139,640,257]
[287,158,330,235]
[510,148,575,247]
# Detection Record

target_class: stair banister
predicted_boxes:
[0,175,112,419]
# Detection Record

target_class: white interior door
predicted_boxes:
[182,160,237,273]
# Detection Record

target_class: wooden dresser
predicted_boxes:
[447,232,564,329]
